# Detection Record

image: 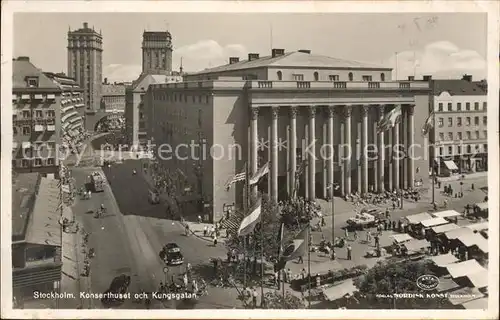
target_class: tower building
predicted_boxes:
[67,22,103,111]
[141,31,173,75]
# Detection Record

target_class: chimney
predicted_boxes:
[462,74,472,82]
[423,75,432,81]
[298,49,311,54]
[83,22,88,29]
[229,57,240,64]
[248,53,260,61]
[16,56,30,62]
[408,76,415,81]
[104,77,108,84]
[272,48,285,58]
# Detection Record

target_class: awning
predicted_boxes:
[435,277,460,292]
[402,239,430,252]
[446,259,486,278]
[420,217,449,228]
[391,234,414,243]
[21,94,30,100]
[12,94,18,101]
[405,212,434,225]
[47,94,56,99]
[474,202,488,211]
[432,210,462,219]
[429,253,460,267]
[22,141,31,148]
[443,160,459,170]
[461,297,488,309]
[322,279,357,301]
[465,222,488,232]
[457,233,488,253]
[34,94,43,99]
[445,227,475,240]
[447,287,484,305]
[466,272,489,288]
[13,142,18,149]
[431,223,461,234]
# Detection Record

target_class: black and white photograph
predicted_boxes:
[1,1,498,319]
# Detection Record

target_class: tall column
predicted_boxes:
[401,108,408,189]
[377,105,385,193]
[344,106,352,195]
[361,105,369,195]
[271,107,279,202]
[327,106,335,199]
[308,106,316,200]
[407,105,415,188]
[250,107,259,197]
[387,116,393,191]
[304,123,309,199]
[289,107,298,198]
[392,106,400,190]
[340,118,345,196]
[322,121,328,199]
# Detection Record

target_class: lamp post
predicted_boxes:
[327,183,340,242]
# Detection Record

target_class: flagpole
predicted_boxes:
[244,162,248,288]
[260,217,264,308]
[307,225,311,308]
[431,112,436,205]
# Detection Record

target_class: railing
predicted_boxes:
[368,82,380,89]
[297,81,311,89]
[333,82,347,89]
[258,81,273,88]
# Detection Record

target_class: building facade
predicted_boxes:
[430,75,488,176]
[44,72,85,147]
[142,31,173,75]
[101,80,126,112]
[67,22,103,112]
[146,49,431,222]
[12,57,62,174]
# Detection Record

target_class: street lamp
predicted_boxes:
[326,183,340,243]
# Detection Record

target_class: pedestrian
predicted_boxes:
[198,215,202,223]
[346,244,352,260]
[185,224,190,236]
[374,235,379,247]
[297,255,303,264]
[252,287,258,307]
[203,226,208,237]
[88,190,92,199]
[227,251,232,263]
[392,220,397,230]
[183,273,188,288]
[192,279,198,293]
[384,220,388,231]
[397,220,402,232]
[321,216,325,227]
[274,270,279,287]
[344,228,349,240]
[392,202,396,210]
[286,268,292,282]
[353,230,358,241]
[159,281,164,293]
[385,208,390,218]
[301,268,306,279]
[366,231,372,243]
[330,249,336,260]
[213,235,218,246]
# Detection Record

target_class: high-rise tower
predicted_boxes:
[141,31,173,75]
[67,22,103,111]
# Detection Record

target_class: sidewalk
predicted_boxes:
[59,206,91,309]
[437,171,488,182]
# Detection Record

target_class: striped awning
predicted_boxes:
[47,94,56,99]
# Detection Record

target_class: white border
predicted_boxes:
[1,1,498,319]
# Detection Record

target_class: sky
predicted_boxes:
[13,12,487,83]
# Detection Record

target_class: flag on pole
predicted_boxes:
[421,112,434,137]
[281,225,309,261]
[249,162,269,185]
[225,171,246,191]
[237,197,262,236]
[277,222,284,258]
[377,105,402,133]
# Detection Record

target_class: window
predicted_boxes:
[329,75,339,81]
[438,118,443,127]
[484,130,487,139]
[457,117,462,126]
[466,145,471,153]
[483,102,487,110]
[198,96,202,103]
[22,126,30,135]
[35,110,43,118]
[483,116,487,125]
[474,102,479,110]
[457,146,461,154]
[484,144,488,152]
[277,71,282,81]
[439,147,443,156]
[22,159,29,167]
[466,131,471,140]
[380,73,385,81]
[439,133,444,141]
[438,103,443,112]
[293,74,304,81]
[13,127,17,135]
[457,132,462,140]
[362,75,372,81]
[348,72,353,81]
[47,110,55,118]
[447,132,453,140]
[313,72,319,81]
[448,146,453,155]
[474,116,479,125]
[465,102,470,111]
[447,103,452,111]
[475,131,480,139]
[466,117,471,126]
[34,158,42,166]
[22,111,30,118]
[26,76,39,88]
[47,158,55,165]
[448,118,453,127]
[457,103,462,111]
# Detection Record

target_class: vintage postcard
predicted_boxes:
[1,1,498,319]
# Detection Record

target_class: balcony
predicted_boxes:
[46,125,56,132]
[297,81,311,89]
[249,80,429,90]
[34,124,45,132]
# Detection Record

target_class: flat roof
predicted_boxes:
[420,217,449,228]
[12,173,40,241]
[429,253,460,267]
[446,259,487,278]
[432,210,461,219]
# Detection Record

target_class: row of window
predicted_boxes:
[153,92,211,104]
[437,116,487,127]
[437,101,487,112]
[14,110,56,119]
[278,72,386,82]
[12,158,56,168]
[436,144,488,156]
[438,130,488,142]
[13,125,55,135]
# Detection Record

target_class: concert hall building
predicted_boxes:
[145,49,431,222]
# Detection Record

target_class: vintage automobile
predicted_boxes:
[346,212,379,229]
[159,243,184,265]
[101,274,131,305]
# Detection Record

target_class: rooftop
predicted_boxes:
[192,51,391,76]
[69,22,101,36]
[433,77,487,96]
[44,72,81,88]
[102,84,126,96]
[13,57,61,90]
[131,73,172,91]
[12,173,40,241]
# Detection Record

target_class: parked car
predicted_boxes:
[159,243,184,265]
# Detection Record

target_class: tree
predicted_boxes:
[260,291,305,309]
[353,260,451,309]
